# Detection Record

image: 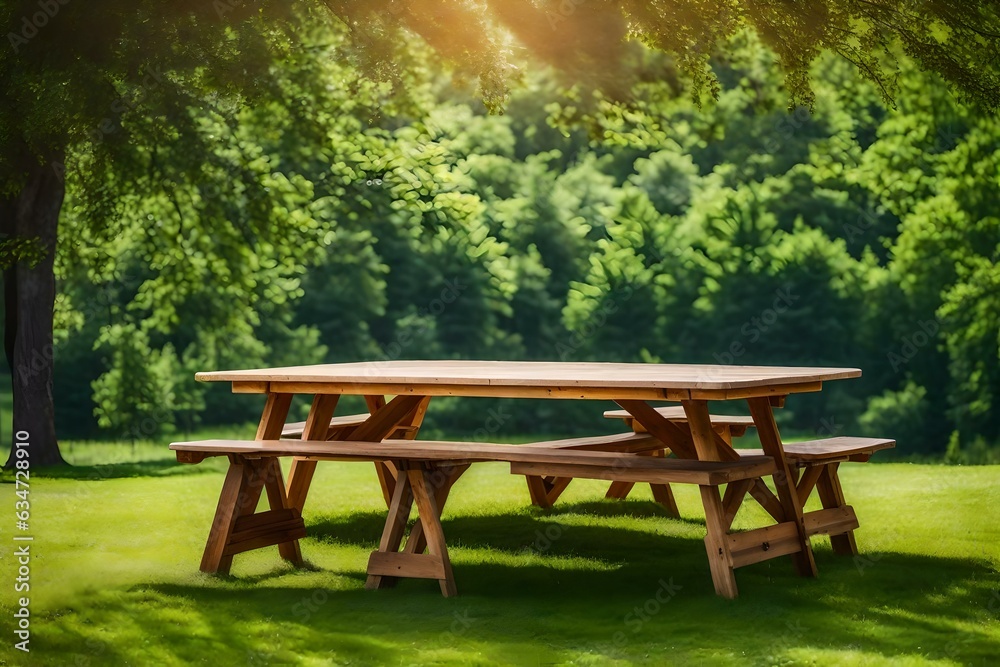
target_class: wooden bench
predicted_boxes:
[735,436,895,555]
[604,405,758,442]
[281,413,422,440]
[279,396,430,510]
[518,432,670,510]
[170,438,777,598]
[520,406,759,514]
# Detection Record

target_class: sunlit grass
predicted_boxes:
[1,439,998,665]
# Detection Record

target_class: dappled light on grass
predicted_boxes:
[5,458,999,665]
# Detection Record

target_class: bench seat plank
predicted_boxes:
[603,405,756,427]
[528,431,663,453]
[738,436,895,463]
[280,412,371,438]
[170,439,775,486]
[510,456,774,486]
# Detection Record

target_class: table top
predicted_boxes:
[196,360,860,391]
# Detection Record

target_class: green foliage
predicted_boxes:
[34,22,1000,459]
[859,381,931,456]
[91,324,178,441]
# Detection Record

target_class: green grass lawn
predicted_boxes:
[2,440,999,666]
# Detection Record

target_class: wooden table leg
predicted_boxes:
[350,395,430,506]
[286,394,340,513]
[746,397,818,578]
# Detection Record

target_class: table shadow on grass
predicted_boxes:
[304,499,704,551]
[26,551,1000,666]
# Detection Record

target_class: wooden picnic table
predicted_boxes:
[192,360,863,597]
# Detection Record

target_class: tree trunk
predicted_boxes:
[3,151,66,468]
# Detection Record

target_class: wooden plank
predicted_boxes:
[408,467,457,597]
[545,476,573,505]
[233,507,298,533]
[255,393,293,440]
[721,479,754,529]
[816,463,859,555]
[365,466,415,591]
[783,437,895,461]
[172,438,776,481]
[260,457,302,565]
[281,412,370,439]
[748,480,786,522]
[249,394,301,563]
[728,521,802,569]
[528,431,662,452]
[367,551,447,580]
[525,474,553,507]
[176,451,208,464]
[403,463,469,558]
[803,506,859,538]
[228,516,306,547]
[604,406,756,427]
[233,381,268,394]
[747,397,817,578]
[650,482,680,517]
[700,486,739,598]
[267,381,685,401]
[795,465,825,505]
[614,400,697,459]
[681,400,723,461]
[349,394,426,441]
[198,361,862,391]
[286,394,340,514]
[349,395,426,506]
[646,449,679,517]
[510,457,775,486]
[372,395,431,505]
[373,462,398,508]
[199,461,247,574]
[364,394,387,413]
[605,480,635,499]
[223,525,308,556]
[689,381,823,400]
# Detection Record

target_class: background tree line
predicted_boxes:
[15,30,998,461]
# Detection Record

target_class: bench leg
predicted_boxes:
[526,475,572,508]
[201,456,306,575]
[700,485,739,598]
[366,463,458,597]
[365,463,416,591]
[201,459,249,574]
[602,451,680,518]
[721,478,754,530]
[262,458,303,565]
[815,463,859,556]
[409,467,457,597]
[402,463,469,558]
[605,480,634,500]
